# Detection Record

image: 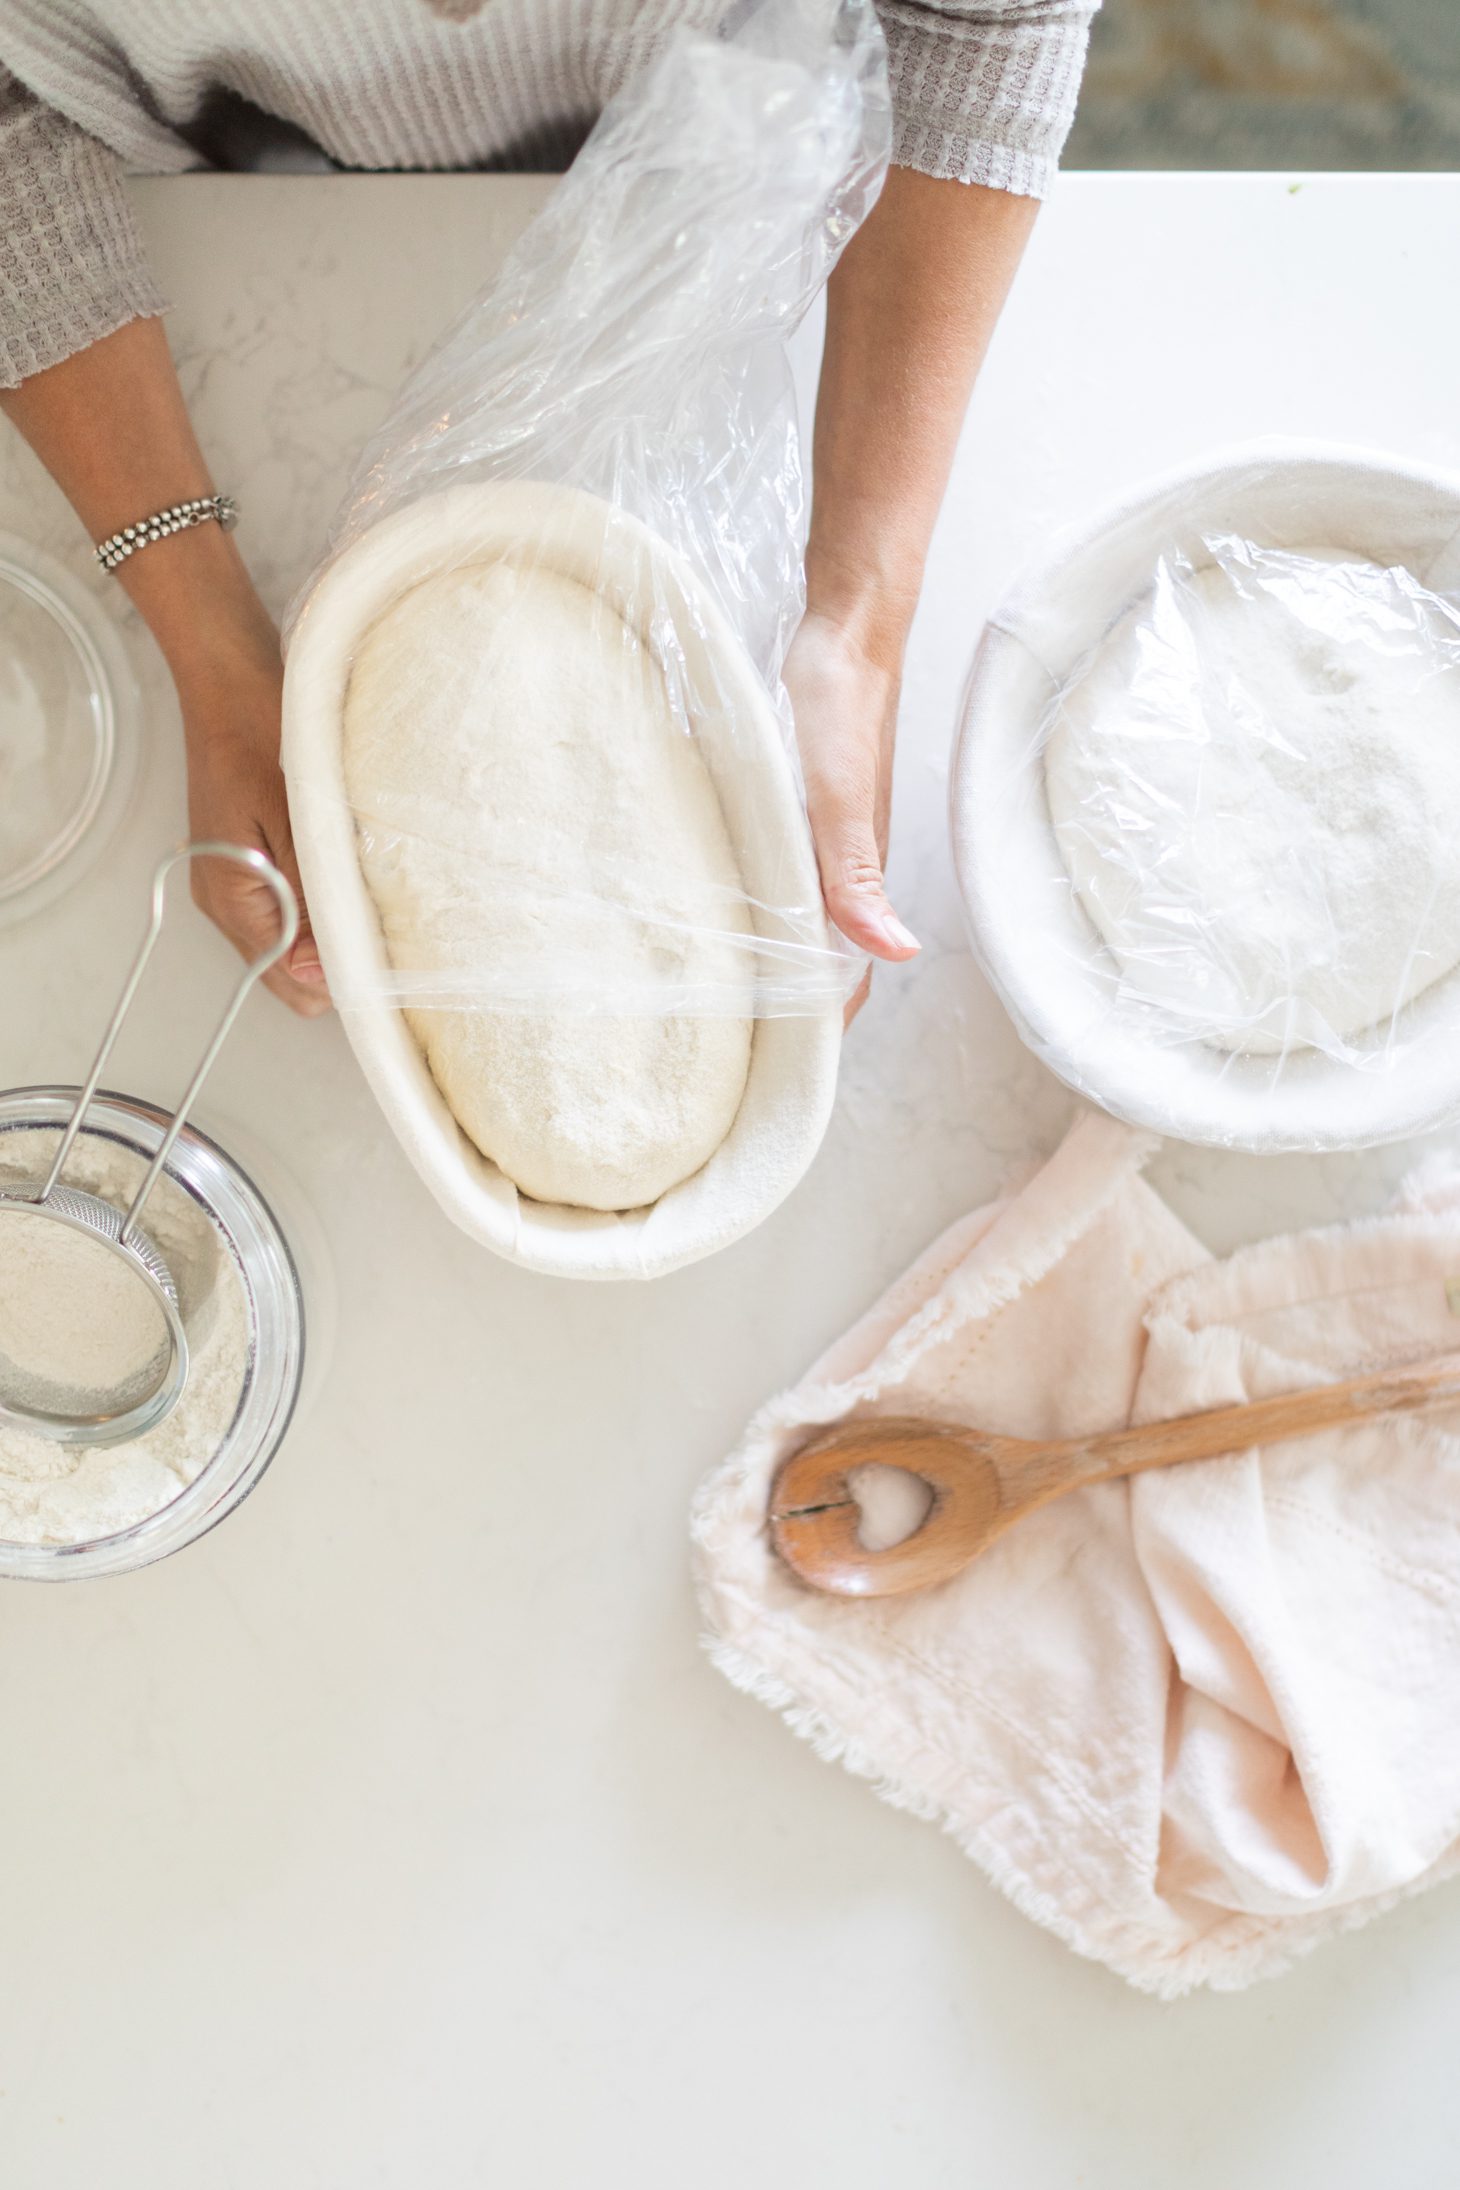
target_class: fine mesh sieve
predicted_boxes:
[0,841,298,1446]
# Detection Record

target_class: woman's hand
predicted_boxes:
[800,171,1040,1025]
[786,604,919,1026]
[174,620,328,1016]
[1,316,327,1015]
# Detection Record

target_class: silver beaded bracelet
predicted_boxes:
[95,493,238,573]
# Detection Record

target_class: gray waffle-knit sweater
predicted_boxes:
[0,0,1097,388]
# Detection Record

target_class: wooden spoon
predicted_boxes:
[768,1352,1460,1599]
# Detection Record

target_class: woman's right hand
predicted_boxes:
[174,621,330,1018]
[0,318,329,1017]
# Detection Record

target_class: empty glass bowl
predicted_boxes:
[0,534,139,925]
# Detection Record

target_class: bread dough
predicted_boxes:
[342,558,755,1211]
[1044,550,1460,1054]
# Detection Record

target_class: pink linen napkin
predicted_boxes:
[692,1110,1460,1994]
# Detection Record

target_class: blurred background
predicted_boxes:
[1067,0,1460,169]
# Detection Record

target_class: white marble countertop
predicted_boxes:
[2,172,1459,2185]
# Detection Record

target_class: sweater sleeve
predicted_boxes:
[0,66,167,389]
[875,0,1099,199]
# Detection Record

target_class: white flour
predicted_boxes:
[0,1129,250,1546]
[1045,548,1460,1054]
[0,1207,172,1414]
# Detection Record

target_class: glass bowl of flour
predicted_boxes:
[0,1088,304,1579]
[952,441,1460,1151]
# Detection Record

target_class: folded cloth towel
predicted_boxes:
[693,1110,1460,1995]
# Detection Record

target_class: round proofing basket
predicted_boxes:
[952,440,1460,1153]
[282,481,841,1278]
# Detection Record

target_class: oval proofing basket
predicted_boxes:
[282,481,841,1278]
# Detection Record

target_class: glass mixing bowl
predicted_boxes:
[0,536,140,925]
[0,1087,305,1580]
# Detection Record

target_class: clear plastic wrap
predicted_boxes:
[1045,534,1460,1061]
[283,0,889,1023]
[954,446,1460,1152]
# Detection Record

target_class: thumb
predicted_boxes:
[265,832,330,1000]
[215,825,330,1015]
[283,900,326,992]
[808,791,920,963]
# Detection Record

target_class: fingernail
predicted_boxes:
[290,941,326,984]
[879,914,920,954]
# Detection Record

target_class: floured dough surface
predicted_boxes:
[1044,551,1460,1054]
[342,558,754,1211]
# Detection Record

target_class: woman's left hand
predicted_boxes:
[791,170,1040,1028]
[785,605,919,1027]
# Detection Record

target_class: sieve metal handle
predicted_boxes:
[39,842,299,1243]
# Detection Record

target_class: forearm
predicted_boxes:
[0,314,275,681]
[1,315,324,1007]
[806,168,1038,662]
[790,170,1037,981]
